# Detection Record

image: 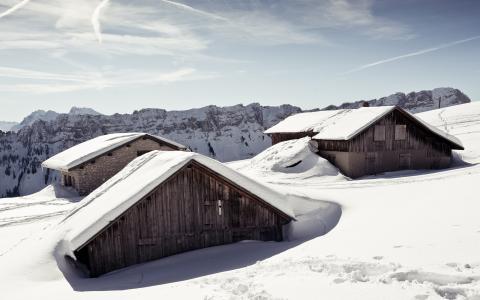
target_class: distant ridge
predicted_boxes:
[322,87,470,113]
[10,107,102,132]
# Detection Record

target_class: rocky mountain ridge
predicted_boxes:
[10,107,102,132]
[323,87,470,112]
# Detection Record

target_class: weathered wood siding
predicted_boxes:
[314,109,454,178]
[75,161,291,277]
[270,131,315,145]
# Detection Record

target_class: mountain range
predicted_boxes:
[0,87,471,197]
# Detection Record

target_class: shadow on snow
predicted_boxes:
[61,239,310,291]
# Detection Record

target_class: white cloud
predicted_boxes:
[0,0,414,56]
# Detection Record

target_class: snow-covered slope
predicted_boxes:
[228,137,343,184]
[416,102,480,164]
[0,102,479,299]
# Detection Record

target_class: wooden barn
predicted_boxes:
[265,106,464,178]
[62,150,295,277]
[42,133,187,196]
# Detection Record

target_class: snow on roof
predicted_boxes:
[60,150,295,252]
[42,133,187,171]
[265,106,463,148]
[265,106,394,139]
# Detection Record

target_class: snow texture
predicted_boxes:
[60,150,296,252]
[42,132,186,171]
[0,102,479,300]
[265,106,463,148]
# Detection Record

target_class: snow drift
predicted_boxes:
[232,137,341,180]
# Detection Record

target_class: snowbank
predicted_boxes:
[232,137,341,180]
[1,103,480,300]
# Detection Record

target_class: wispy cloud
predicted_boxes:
[91,0,110,44]
[343,35,480,75]
[0,0,30,19]
[159,0,227,21]
[0,65,215,94]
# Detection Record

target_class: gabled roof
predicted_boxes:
[42,133,187,172]
[60,150,295,251]
[265,106,463,149]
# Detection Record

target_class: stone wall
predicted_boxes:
[65,137,179,196]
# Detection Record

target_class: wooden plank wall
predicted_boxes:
[270,131,315,145]
[316,110,452,156]
[75,162,290,277]
[347,110,452,155]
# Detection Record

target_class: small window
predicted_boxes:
[126,144,131,148]
[218,200,223,216]
[90,160,95,164]
[374,125,386,141]
[107,152,113,157]
[64,175,72,186]
[395,125,407,140]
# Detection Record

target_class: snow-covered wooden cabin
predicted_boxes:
[265,106,464,178]
[42,133,187,196]
[61,150,294,277]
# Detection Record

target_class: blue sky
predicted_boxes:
[0,0,478,121]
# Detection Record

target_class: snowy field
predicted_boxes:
[1,102,480,299]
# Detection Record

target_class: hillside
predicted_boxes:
[0,102,478,299]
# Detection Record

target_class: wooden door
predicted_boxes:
[365,153,376,175]
[399,153,411,169]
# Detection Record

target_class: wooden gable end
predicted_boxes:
[74,160,291,277]
[346,109,454,155]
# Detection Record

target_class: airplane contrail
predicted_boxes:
[0,0,31,19]
[91,0,110,44]
[343,35,480,75]
[160,0,227,21]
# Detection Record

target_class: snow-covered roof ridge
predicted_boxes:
[42,132,187,172]
[265,106,463,149]
[60,150,295,251]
